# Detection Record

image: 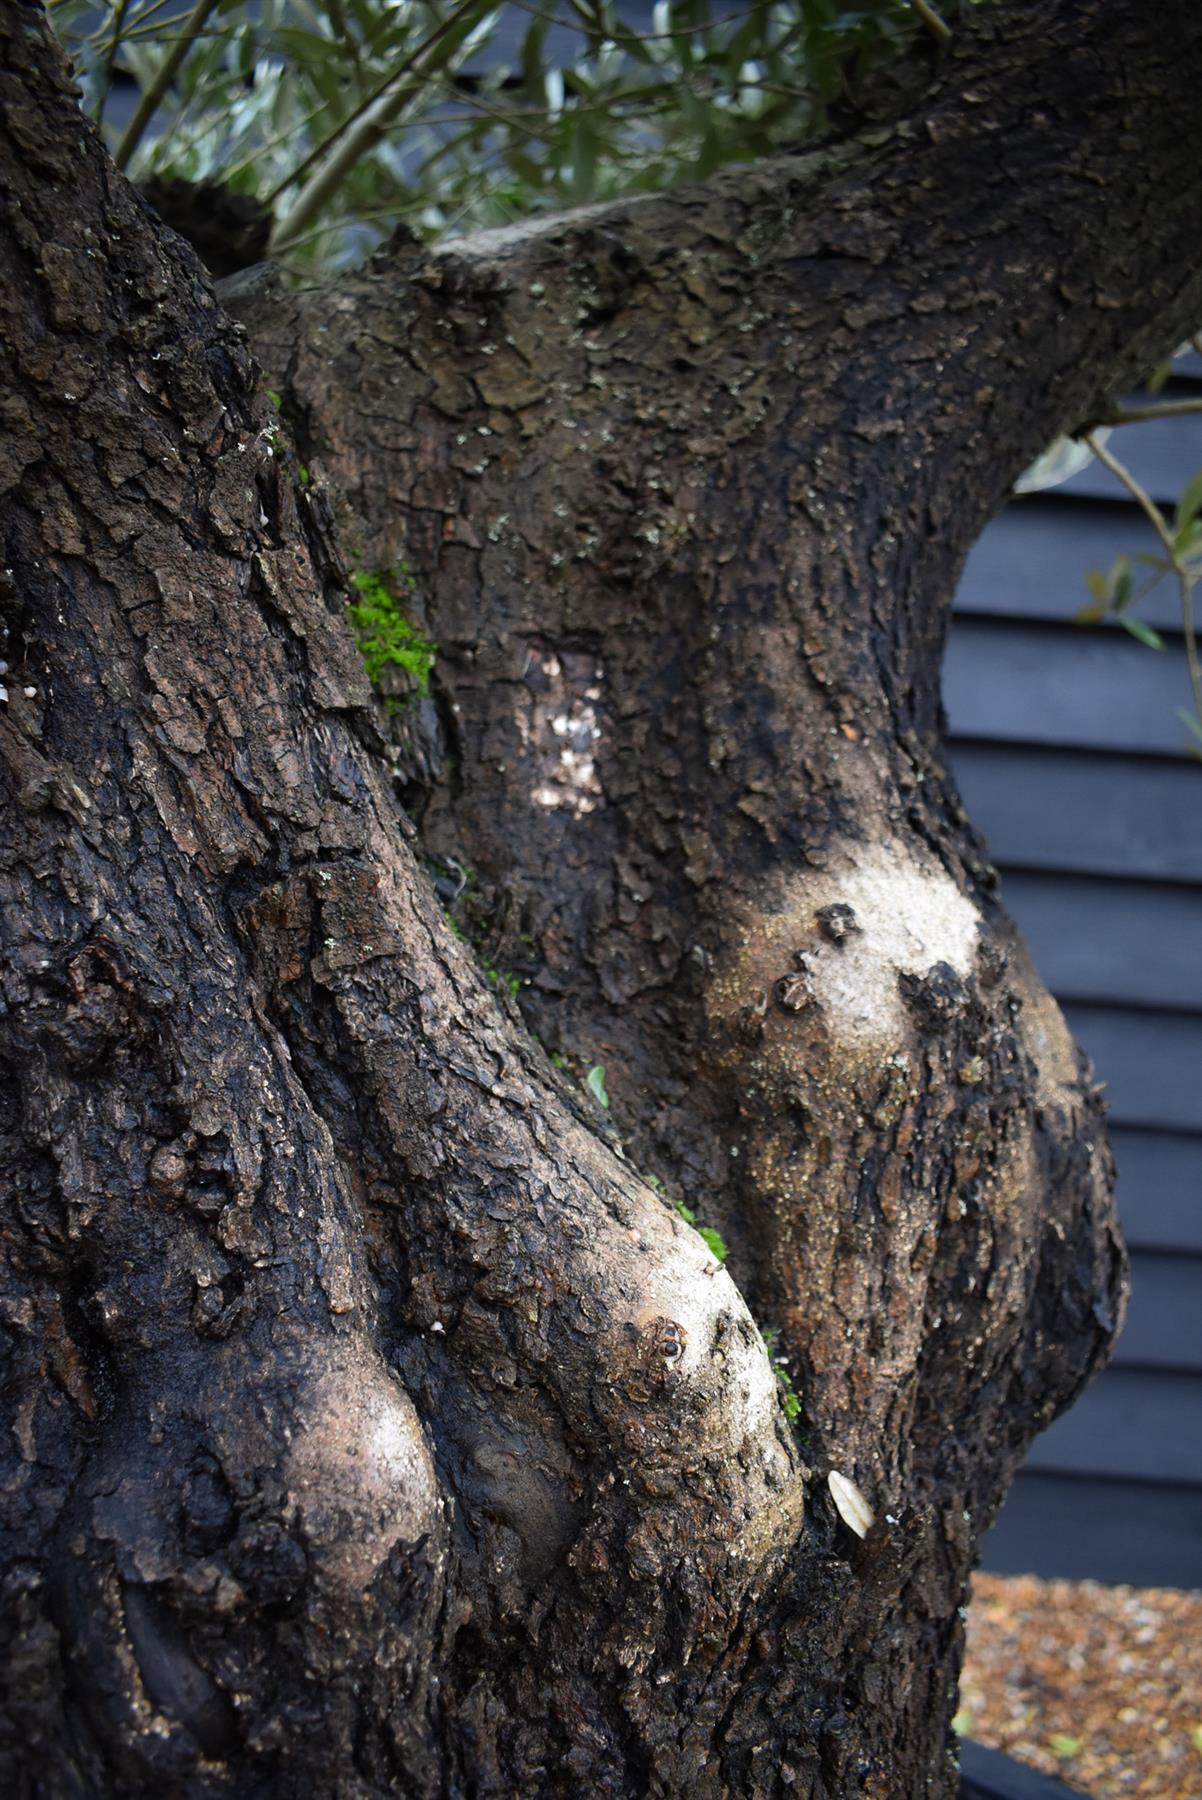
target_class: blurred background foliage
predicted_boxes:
[48,0,967,269]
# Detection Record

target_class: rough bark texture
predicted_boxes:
[2,1,1200,1795]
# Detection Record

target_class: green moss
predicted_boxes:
[760,1326,802,1423]
[347,567,436,698]
[482,962,521,998]
[697,1224,729,1263]
[669,1196,728,1263]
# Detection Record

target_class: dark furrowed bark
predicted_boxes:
[0,9,807,1797]
[3,0,1190,1793]
[233,3,1195,1744]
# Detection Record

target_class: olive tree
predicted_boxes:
[2,2,1200,1794]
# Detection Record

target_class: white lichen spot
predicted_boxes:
[798,840,980,1044]
[521,644,605,818]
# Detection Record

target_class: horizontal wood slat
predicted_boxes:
[1112,1252,1202,1371]
[949,745,1202,881]
[981,1471,1202,1587]
[1111,1128,1202,1253]
[1023,1368,1202,1484]
[950,400,1202,1587]
[955,501,1185,630]
[944,618,1192,757]
[1062,1004,1202,1132]
[995,872,1202,1010]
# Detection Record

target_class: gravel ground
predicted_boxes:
[959,1573,1202,1799]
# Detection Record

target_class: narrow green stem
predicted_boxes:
[1084,429,1202,738]
[114,0,221,170]
[92,0,179,51]
[93,0,132,128]
[911,0,952,43]
[1097,398,1202,426]
[267,0,492,249]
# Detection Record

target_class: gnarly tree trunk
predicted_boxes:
[2,2,1200,1795]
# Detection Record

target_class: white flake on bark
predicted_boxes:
[828,1468,875,1539]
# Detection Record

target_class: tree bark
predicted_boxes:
[2,2,1200,1795]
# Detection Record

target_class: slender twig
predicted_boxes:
[213,100,335,188]
[1094,398,1202,426]
[106,17,213,45]
[94,11,198,54]
[267,0,492,246]
[107,21,226,44]
[272,174,517,256]
[243,102,507,199]
[526,0,765,42]
[261,15,465,208]
[279,61,794,208]
[910,0,952,43]
[90,0,177,46]
[1084,429,1202,737]
[93,0,132,126]
[420,61,680,142]
[114,0,220,169]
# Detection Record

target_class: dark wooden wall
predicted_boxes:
[946,368,1202,1588]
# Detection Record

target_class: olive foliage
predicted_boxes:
[52,0,962,265]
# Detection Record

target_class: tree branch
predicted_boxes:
[113,0,220,170]
[266,0,494,253]
[1093,397,1202,426]
[1084,429,1202,736]
[0,2,1144,1786]
[910,0,952,44]
[2,8,808,1786]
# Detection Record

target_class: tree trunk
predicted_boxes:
[2,2,1200,1795]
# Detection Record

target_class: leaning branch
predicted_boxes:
[910,0,952,44]
[113,0,220,170]
[1093,397,1202,426]
[267,0,492,255]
